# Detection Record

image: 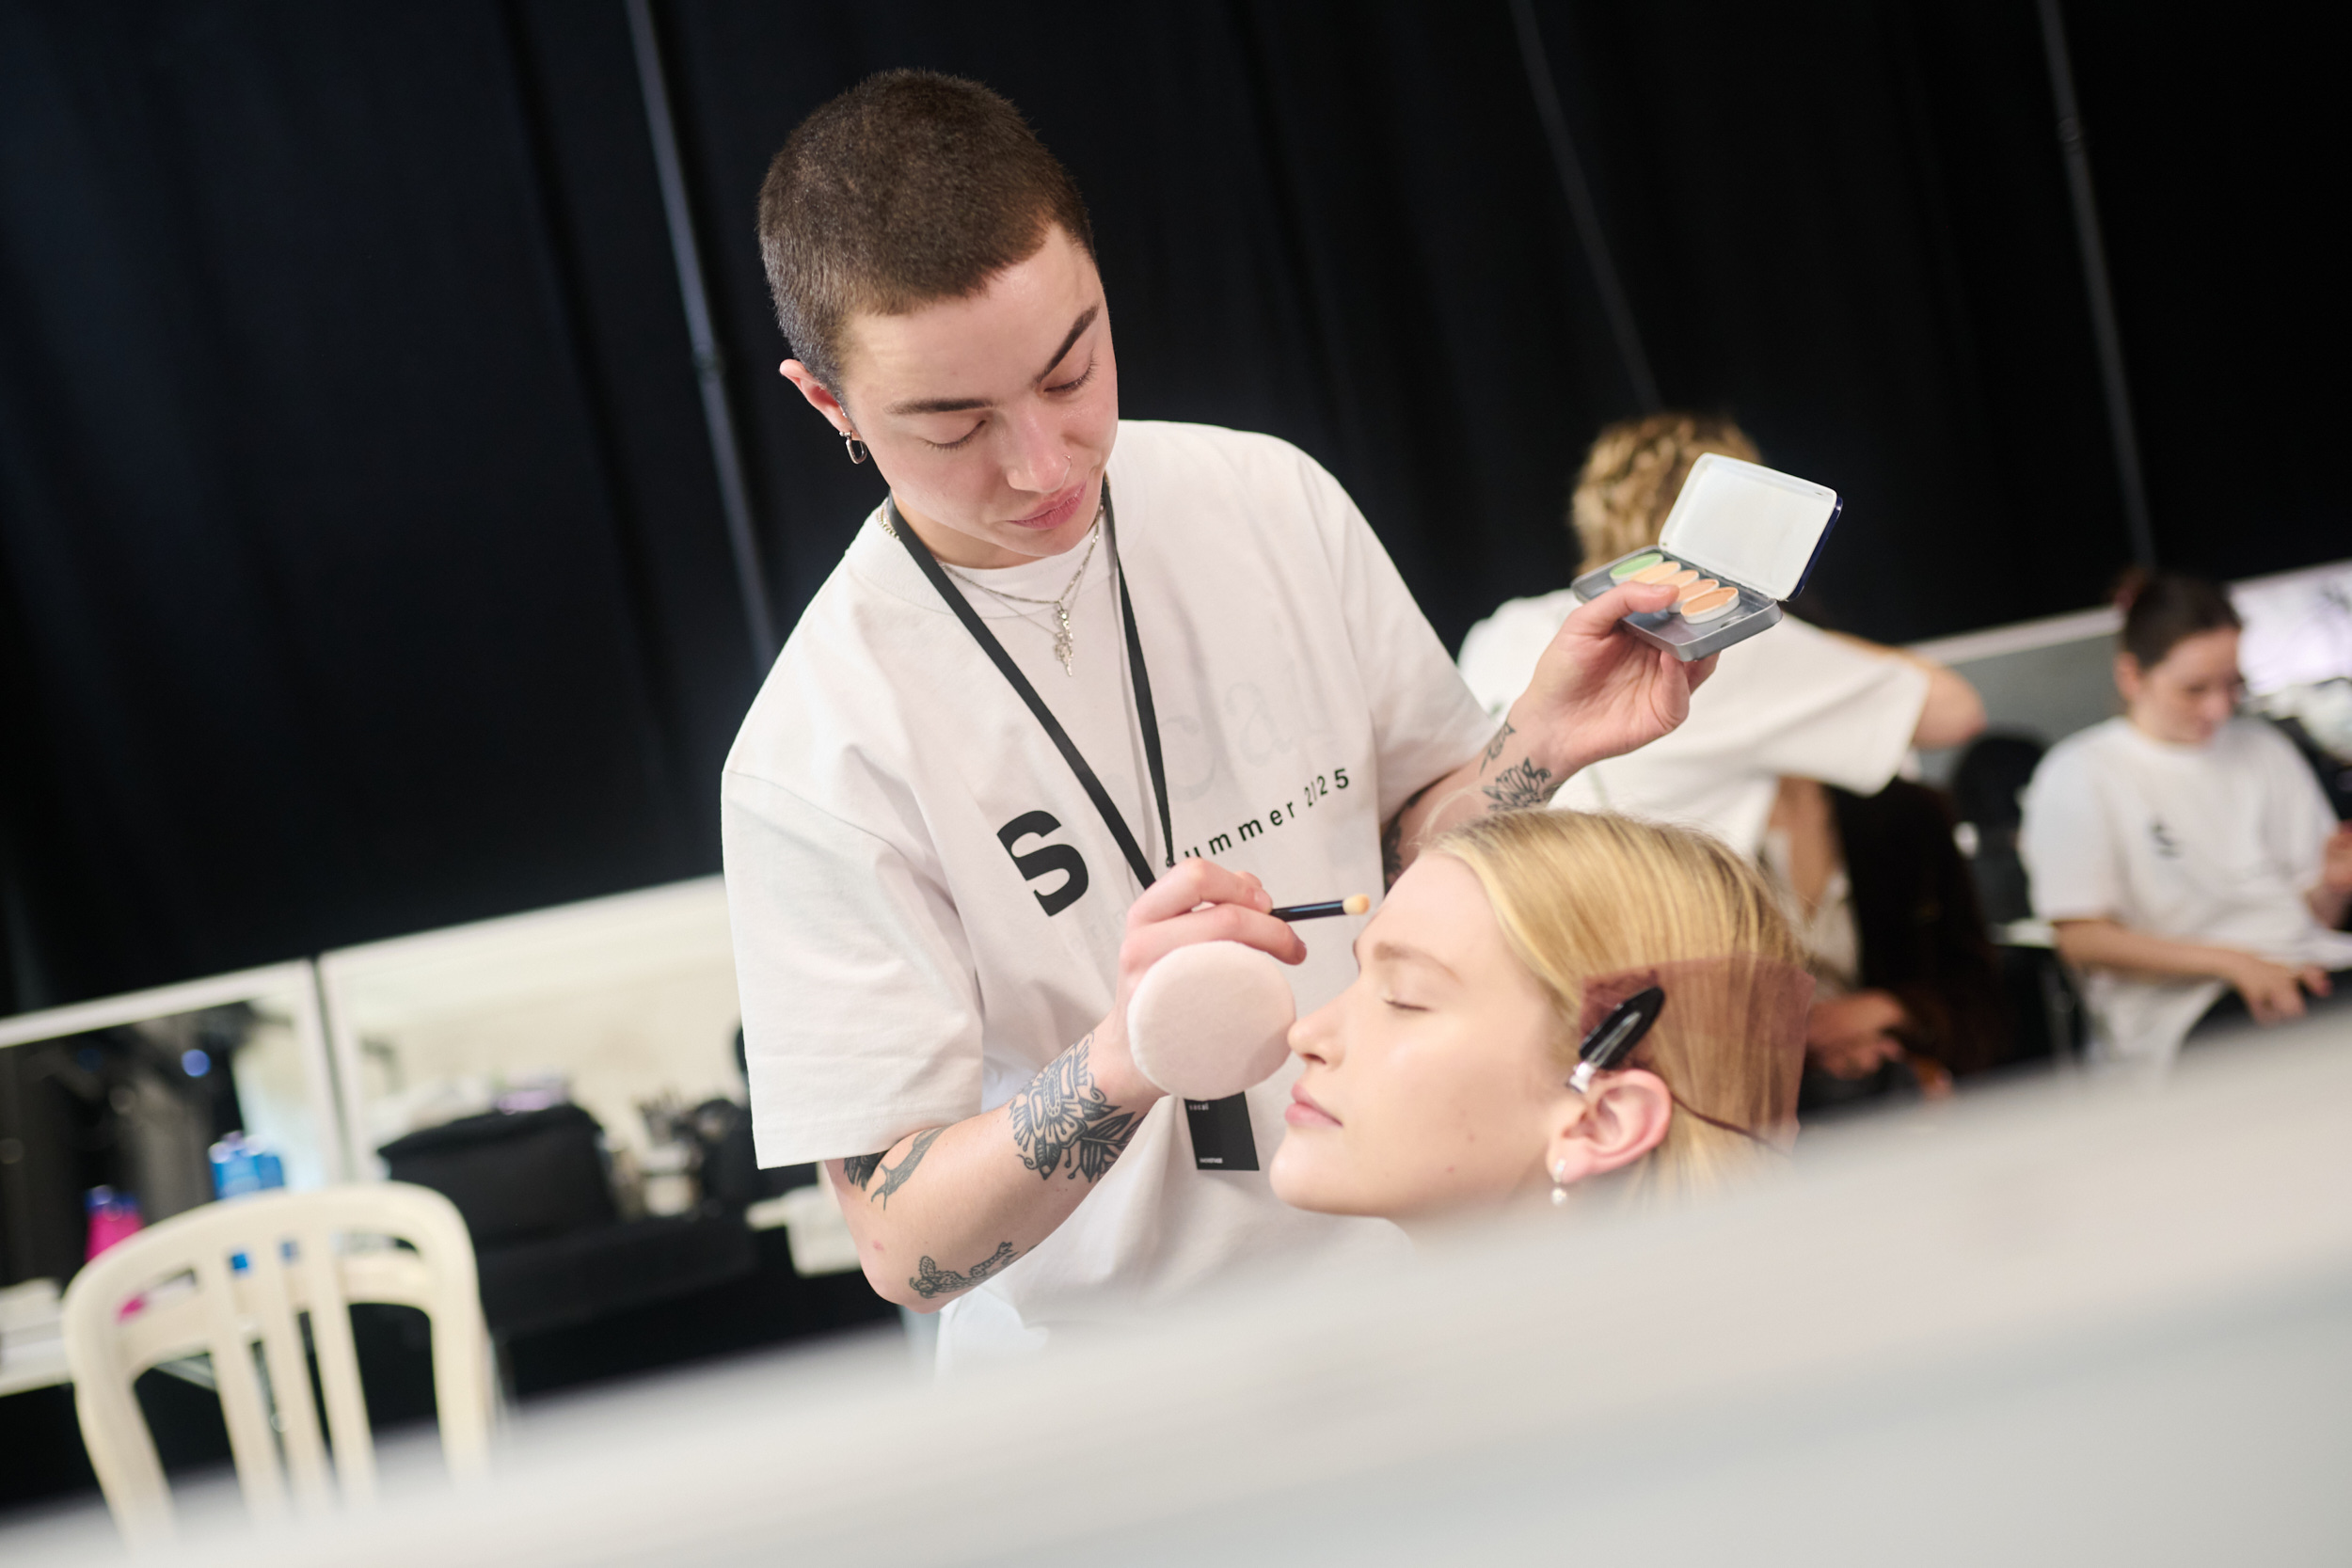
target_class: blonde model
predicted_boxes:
[1272,810,1811,1225]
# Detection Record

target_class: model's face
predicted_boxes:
[2119,627,2242,746]
[1270,855,1573,1222]
[786,225,1120,569]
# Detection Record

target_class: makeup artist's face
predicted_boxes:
[781,225,1120,570]
[2119,626,2243,747]
[1270,856,1573,1222]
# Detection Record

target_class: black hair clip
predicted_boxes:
[1567,985,1665,1094]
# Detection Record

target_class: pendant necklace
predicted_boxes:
[944,514,1103,676]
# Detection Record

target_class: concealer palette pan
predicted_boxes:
[1570,453,1842,662]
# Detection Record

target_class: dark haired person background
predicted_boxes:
[1774,771,2010,1117]
[2020,570,2352,1068]
[722,72,1714,1365]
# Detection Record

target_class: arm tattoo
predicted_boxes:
[1006,1037,1139,1183]
[1480,757,1555,811]
[910,1242,1019,1300]
[841,1152,883,1191]
[1381,781,1438,889]
[867,1126,944,1209]
[1480,721,1516,774]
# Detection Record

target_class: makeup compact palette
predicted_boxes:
[1571,453,1842,661]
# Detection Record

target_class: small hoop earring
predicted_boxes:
[841,428,869,466]
[1549,1159,1570,1208]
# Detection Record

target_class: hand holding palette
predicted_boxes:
[1570,453,1842,662]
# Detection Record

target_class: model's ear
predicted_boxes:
[1547,1069,1673,1187]
[781,360,850,431]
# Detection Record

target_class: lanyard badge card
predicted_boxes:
[885,488,1258,1173]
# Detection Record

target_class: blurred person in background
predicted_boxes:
[2020,570,2352,1068]
[1458,413,1986,859]
[1269,811,1809,1227]
[1458,413,1994,1099]
[1773,773,2010,1118]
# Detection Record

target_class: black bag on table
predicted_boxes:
[377,1103,616,1248]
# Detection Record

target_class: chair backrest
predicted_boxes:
[59,1181,492,1548]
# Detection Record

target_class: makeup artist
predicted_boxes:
[723,71,1709,1367]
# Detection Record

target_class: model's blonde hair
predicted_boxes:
[1571,413,1761,573]
[1437,810,1808,1206]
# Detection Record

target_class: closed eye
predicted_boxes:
[926,420,986,451]
[1043,358,1096,396]
[1382,994,1426,1013]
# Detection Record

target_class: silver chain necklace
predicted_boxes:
[944,515,1102,676]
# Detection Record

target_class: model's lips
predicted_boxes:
[1286,1082,1341,1130]
[1001,481,1088,532]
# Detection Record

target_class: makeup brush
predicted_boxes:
[1267,895,1371,922]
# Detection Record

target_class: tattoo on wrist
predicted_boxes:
[910,1242,1019,1300]
[868,1127,944,1210]
[842,1152,883,1191]
[1008,1037,1140,1183]
[1481,721,1516,774]
[1480,757,1554,811]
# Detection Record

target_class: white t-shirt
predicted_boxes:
[2018,716,2352,1065]
[1457,591,1929,859]
[722,420,1493,1363]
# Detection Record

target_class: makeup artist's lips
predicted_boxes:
[1000,481,1087,533]
[1286,1083,1341,1130]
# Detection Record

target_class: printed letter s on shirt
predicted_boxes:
[998,811,1090,917]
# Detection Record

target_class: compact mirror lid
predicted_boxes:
[1657,453,1839,602]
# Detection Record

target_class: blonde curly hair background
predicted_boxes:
[1570,413,1760,574]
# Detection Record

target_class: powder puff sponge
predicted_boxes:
[1125,941,1297,1101]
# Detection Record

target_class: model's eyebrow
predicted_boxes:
[882,305,1099,419]
[1354,935,1462,984]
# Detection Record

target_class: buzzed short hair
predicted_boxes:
[756,71,1095,393]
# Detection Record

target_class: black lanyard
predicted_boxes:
[886,483,1173,889]
[888,487,1261,1174]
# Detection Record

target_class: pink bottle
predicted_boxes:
[84,1188,147,1320]
[84,1186,143,1259]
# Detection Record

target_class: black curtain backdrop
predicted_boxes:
[0,2,2340,1011]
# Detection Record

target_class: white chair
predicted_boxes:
[59,1182,494,1549]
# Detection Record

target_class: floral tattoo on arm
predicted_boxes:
[1007,1037,1140,1183]
[1480,756,1555,811]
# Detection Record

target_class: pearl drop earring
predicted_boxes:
[1549,1159,1570,1208]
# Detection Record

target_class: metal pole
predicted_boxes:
[625,0,778,670]
[2036,0,2156,571]
[1505,0,1660,413]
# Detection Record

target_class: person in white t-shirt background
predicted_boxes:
[723,72,1718,1365]
[1458,413,1987,1087]
[2020,570,2352,1067]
